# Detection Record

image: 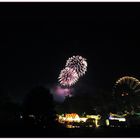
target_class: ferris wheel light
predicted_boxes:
[114,76,140,96]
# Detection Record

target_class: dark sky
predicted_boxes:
[0,2,140,99]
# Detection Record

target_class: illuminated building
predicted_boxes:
[86,115,101,127]
[106,113,127,128]
[58,113,101,128]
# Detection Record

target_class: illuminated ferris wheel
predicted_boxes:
[113,76,140,98]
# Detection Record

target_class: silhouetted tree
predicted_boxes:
[23,86,57,129]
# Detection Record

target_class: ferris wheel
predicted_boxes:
[113,76,140,97]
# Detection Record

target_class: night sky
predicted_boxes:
[0,2,140,101]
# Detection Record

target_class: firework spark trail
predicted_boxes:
[65,55,87,77]
[58,55,87,87]
[58,67,79,87]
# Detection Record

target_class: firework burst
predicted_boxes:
[65,55,87,77]
[58,67,79,87]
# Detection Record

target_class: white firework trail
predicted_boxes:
[58,67,79,87]
[65,55,87,77]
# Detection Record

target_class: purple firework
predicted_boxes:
[58,67,79,87]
